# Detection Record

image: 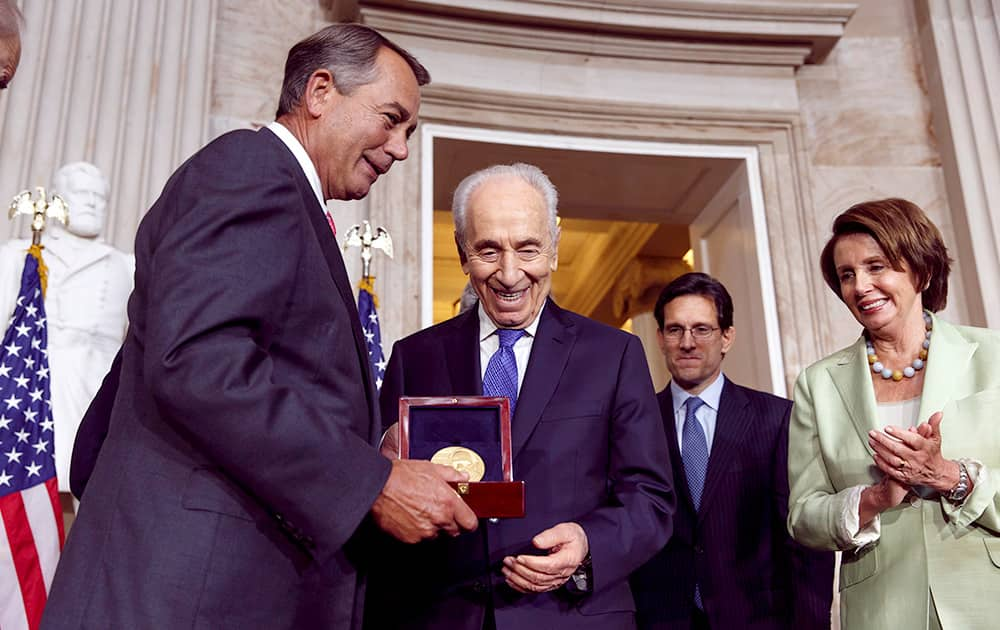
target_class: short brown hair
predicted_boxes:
[275,23,430,118]
[819,198,952,312]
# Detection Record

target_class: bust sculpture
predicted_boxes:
[0,162,134,493]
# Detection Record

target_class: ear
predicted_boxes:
[720,326,736,356]
[549,225,561,272]
[302,69,337,118]
[455,232,470,274]
[655,327,668,356]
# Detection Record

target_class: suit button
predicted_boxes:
[472,580,487,593]
[694,545,704,554]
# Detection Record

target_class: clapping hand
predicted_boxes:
[869,412,960,493]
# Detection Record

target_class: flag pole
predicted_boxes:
[343,221,393,389]
[7,187,70,295]
[1,188,67,629]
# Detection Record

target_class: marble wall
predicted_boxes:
[796,0,969,350]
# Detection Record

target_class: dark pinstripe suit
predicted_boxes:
[630,377,834,630]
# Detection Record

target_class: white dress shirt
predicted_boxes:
[670,371,725,453]
[477,301,545,396]
[266,121,326,212]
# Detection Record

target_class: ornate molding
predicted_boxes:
[612,256,691,322]
[362,0,857,65]
[559,221,660,317]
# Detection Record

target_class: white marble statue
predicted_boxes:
[0,162,134,493]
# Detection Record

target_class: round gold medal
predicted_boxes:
[430,446,486,482]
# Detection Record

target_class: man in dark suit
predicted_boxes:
[630,273,834,630]
[366,163,676,630]
[42,24,477,630]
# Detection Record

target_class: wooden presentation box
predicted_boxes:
[398,396,525,519]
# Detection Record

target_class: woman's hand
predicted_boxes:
[859,475,909,526]
[868,412,960,493]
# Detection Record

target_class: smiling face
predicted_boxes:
[833,232,924,337]
[656,294,734,394]
[309,47,420,201]
[459,175,558,329]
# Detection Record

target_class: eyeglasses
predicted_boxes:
[662,325,720,341]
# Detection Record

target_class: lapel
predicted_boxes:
[826,336,879,455]
[661,387,695,514]
[262,128,377,416]
[511,300,576,459]
[445,309,481,395]
[697,378,752,521]
[917,314,977,423]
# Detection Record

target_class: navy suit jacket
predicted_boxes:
[630,378,834,629]
[43,128,389,630]
[365,301,676,630]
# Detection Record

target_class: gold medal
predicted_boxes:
[431,446,486,482]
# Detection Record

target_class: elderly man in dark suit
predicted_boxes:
[366,163,676,630]
[630,273,834,630]
[43,24,477,630]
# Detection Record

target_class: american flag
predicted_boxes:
[357,279,386,390]
[0,251,63,630]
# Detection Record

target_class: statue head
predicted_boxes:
[51,162,110,238]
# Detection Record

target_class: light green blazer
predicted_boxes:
[787,314,1000,629]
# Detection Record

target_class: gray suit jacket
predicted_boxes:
[43,128,388,629]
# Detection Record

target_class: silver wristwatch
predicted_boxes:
[945,460,970,504]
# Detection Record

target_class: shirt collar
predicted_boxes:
[670,371,725,415]
[267,121,326,211]
[477,299,545,343]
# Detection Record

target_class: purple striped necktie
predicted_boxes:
[483,328,525,416]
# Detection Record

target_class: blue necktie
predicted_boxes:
[682,396,708,609]
[483,329,525,416]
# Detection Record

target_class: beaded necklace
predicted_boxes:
[865,311,932,382]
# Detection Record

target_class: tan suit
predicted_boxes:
[788,314,1000,629]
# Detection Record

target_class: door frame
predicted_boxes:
[419,122,786,395]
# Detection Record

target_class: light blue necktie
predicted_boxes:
[682,396,708,609]
[482,329,525,416]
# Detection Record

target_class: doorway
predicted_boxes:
[420,124,786,396]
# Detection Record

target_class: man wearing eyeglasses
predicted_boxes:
[630,272,833,630]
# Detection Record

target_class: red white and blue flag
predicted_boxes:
[357,279,386,390]
[0,251,63,630]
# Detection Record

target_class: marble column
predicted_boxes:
[917,0,1000,328]
[0,0,217,252]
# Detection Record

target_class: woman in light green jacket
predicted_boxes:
[788,198,1000,629]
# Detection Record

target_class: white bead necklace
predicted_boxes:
[865,311,932,382]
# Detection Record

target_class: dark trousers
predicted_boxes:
[692,607,710,630]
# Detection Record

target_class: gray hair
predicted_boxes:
[275,23,430,118]
[52,162,109,197]
[452,163,559,247]
[0,0,21,38]
[457,282,479,314]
